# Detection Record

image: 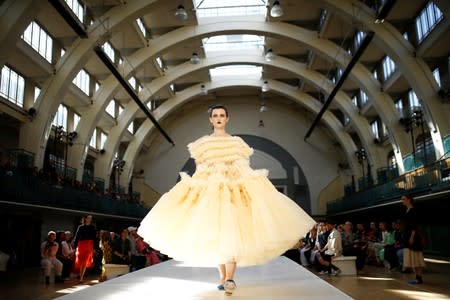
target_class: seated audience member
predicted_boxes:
[380,229,397,271]
[392,220,406,271]
[370,222,390,266]
[59,231,75,280]
[136,237,161,266]
[0,233,14,279]
[128,226,146,271]
[300,224,317,267]
[341,221,356,256]
[366,221,381,264]
[99,230,113,281]
[0,250,10,276]
[41,231,64,284]
[353,223,368,270]
[313,222,329,270]
[112,229,131,265]
[316,219,342,276]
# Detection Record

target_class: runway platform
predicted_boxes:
[58,256,353,299]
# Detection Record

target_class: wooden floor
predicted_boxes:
[0,257,449,300]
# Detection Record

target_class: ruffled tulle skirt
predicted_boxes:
[138,168,315,267]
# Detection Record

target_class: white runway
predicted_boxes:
[58,256,353,299]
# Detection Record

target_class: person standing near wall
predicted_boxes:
[400,194,425,284]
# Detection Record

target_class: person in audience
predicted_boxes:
[73,214,97,282]
[41,231,64,284]
[0,246,11,281]
[99,230,113,281]
[300,224,317,267]
[316,219,342,276]
[55,231,68,279]
[313,222,329,271]
[60,231,75,280]
[353,223,368,270]
[401,194,425,284]
[370,221,390,266]
[341,221,355,256]
[380,223,397,272]
[366,221,381,264]
[128,226,146,271]
[135,234,161,266]
[112,229,131,265]
[392,220,406,272]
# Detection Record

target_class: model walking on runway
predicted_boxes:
[138,104,316,295]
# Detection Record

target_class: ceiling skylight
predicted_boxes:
[210,65,263,79]
[194,0,267,18]
[203,35,265,53]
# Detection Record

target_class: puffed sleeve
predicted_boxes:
[237,137,254,159]
[187,136,207,161]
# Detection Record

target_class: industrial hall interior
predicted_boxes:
[0,0,449,299]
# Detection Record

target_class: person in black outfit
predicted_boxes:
[73,215,97,282]
[112,229,131,265]
[401,194,425,284]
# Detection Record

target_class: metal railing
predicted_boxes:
[328,156,450,214]
[0,170,148,219]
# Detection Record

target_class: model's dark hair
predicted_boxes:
[208,104,228,117]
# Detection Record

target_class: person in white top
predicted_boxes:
[60,231,75,279]
[41,231,64,284]
[316,219,343,275]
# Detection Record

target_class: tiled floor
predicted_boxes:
[0,257,449,300]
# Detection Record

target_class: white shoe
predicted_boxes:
[223,280,236,295]
[330,268,341,276]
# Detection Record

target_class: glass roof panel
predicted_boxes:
[210,65,262,80]
[194,0,267,18]
[202,35,265,52]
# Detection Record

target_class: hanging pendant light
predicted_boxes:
[190,52,200,64]
[270,0,284,18]
[200,84,208,95]
[265,48,276,62]
[259,103,268,112]
[261,80,270,92]
[175,4,188,21]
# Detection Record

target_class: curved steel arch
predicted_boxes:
[83,53,386,186]
[110,78,359,189]
[320,0,448,158]
[25,17,405,178]
[69,20,410,182]
[14,2,423,181]
[17,0,164,169]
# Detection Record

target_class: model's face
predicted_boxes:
[209,108,229,130]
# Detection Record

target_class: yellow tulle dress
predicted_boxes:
[138,135,316,267]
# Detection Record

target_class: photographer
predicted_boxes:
[41,231,64,284]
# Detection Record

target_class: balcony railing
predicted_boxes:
[0,171,148,219]
[328,156,450,214]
